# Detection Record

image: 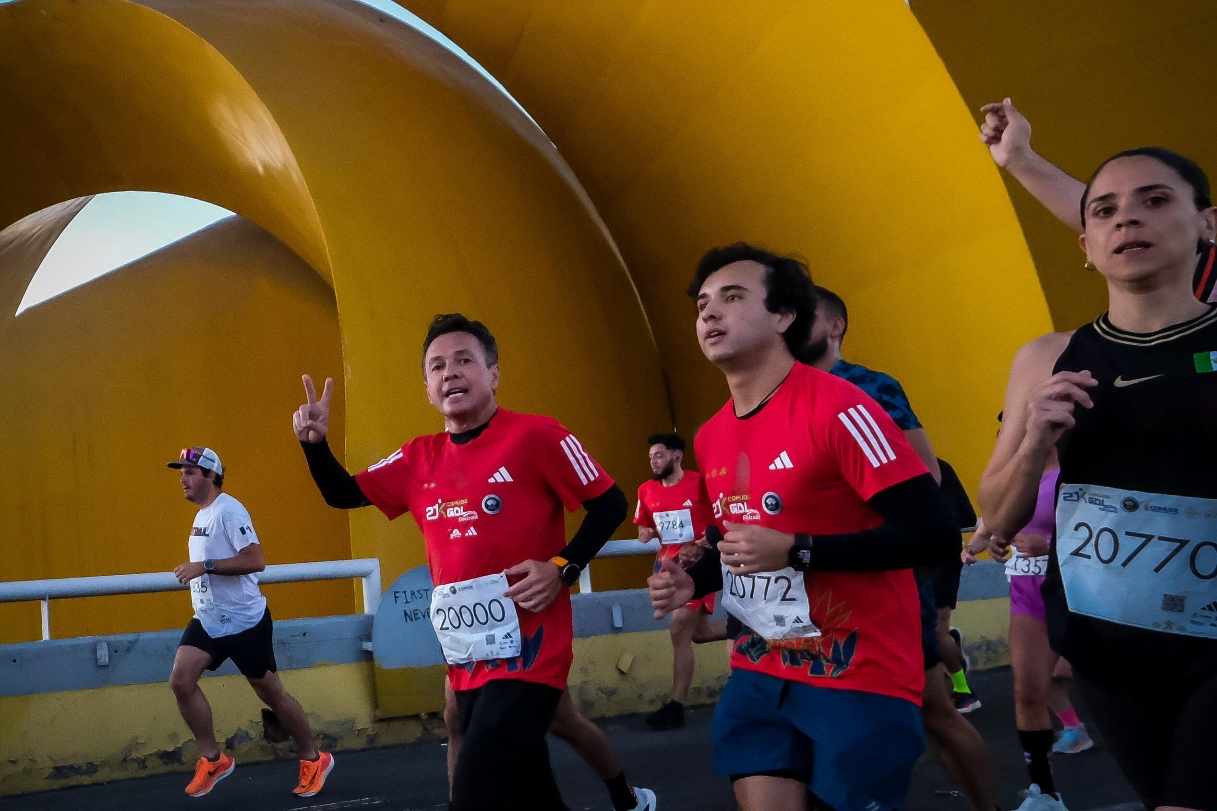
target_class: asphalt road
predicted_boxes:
[2,667,1140,811]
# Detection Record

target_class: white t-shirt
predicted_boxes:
[188,493,267,637]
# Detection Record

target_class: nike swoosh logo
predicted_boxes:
[1113,374,1165,387]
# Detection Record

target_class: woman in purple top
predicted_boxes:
[966,457,1092,807]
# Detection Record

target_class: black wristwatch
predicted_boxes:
[551,556,582,587]
[203,559,216,573]
[788,534,813,571]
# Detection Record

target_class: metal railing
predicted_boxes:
[0,538,659,642]
[581,538,660,593]
[0,559,381,641]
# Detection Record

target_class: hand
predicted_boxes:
[1024,370,1097,450]
[1012,532,1050,558]
[979,97,1033,169]
[503,559,562,612]
[963,519,992,564]
[638,527,658,543]
[648,556,695,619]
[174,562,206,584]
[717,521,794,575]
[986,533,1014,563]
[677,543,704,567]
[293,374,334,443]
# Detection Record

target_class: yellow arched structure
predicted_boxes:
[0,0,670,644]
[0,214,352,644]
[401,0,1053,490]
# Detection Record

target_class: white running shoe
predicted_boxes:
[630,786,657,811]
[1015,784,1068,811]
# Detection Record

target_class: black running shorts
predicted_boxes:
[179,607,277,680]
[1075,668,1217,809]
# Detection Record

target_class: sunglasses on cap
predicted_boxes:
[179,447,209,464]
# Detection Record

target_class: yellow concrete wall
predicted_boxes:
[0,632,730,795]
[0,599,1010,795]
[0,661,442,795]
[0,216,352,643]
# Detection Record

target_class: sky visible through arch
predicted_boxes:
[16,0,535,314]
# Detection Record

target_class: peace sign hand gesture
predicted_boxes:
[293,374,333,443]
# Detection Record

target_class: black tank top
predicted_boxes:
[1045,305,1217,689]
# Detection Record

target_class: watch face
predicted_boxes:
[561,564,581,586]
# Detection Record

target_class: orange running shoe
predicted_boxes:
[293,751,334,797]
[185,752,235,797]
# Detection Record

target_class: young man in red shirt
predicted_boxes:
[649,244,957,811]
[636,432,726,730]
[294,314,653,811]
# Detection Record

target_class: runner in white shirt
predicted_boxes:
[167,446,334,799]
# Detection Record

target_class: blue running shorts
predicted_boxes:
[712,668,924,811]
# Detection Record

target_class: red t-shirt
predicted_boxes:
[695,362,928,704]
[635,472,714,561]
[355,408,613,691]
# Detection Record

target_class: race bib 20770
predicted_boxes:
[1057,483,1217,639]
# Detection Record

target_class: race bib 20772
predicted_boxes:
[720,565,820,642]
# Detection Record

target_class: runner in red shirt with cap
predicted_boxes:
[294,314,653,811]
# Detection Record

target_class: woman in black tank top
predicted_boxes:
[979,148,1217,811]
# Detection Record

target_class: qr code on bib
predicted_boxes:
[1162,594,1186,613]
[485,634,496,644]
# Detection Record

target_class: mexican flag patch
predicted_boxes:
[1194,351,1217,373]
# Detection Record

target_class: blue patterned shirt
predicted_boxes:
[828,359,922,431]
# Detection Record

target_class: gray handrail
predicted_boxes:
[0,559,381,640]
[0,538,665,641]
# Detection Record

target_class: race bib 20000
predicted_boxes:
[430,573,522,665]
[1057,483,1217,639]
[720,565,820,642]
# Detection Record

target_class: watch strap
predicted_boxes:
[788,534,813,571]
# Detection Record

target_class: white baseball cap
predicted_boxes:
[167,446,224,476]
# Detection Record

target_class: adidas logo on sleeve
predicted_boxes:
[837,405,896,468]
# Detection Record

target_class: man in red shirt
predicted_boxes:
[649,244,957,811]
[293,314,654,811]
[635,432,726,730]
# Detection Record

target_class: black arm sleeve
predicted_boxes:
[300,440,371,509]
[557,484,628,568]
[687,544,724,599]
[682,474,956,597]
[808,473,960,571]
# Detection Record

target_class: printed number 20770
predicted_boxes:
[1067,521,1217,581]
